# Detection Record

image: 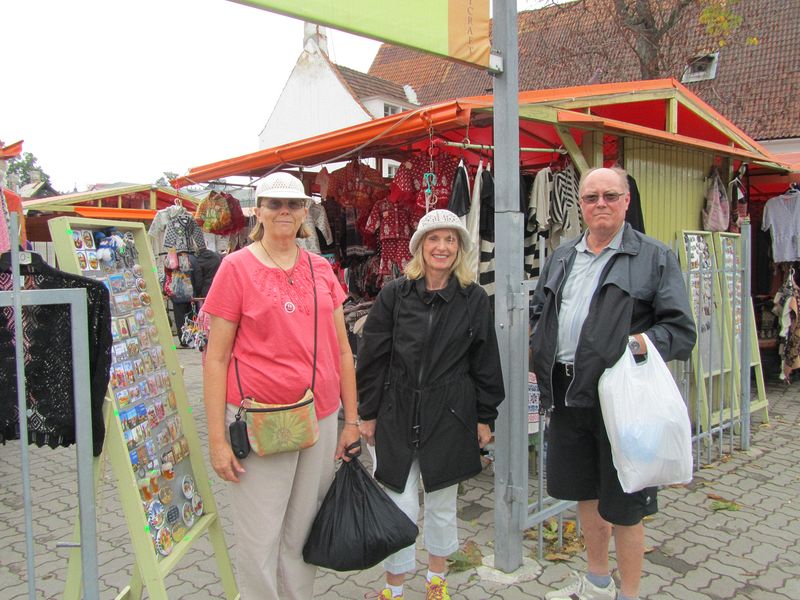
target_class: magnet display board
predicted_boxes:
[49,217,238,600]
[712,232,768,423]
[678,230,731,432]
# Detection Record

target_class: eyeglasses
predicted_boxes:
[262,198,306,210]
[425,233,459,246]
[580,191,626,204]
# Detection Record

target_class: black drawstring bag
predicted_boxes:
[303,442,419,571]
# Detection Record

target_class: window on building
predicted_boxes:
[386,163,399,179]
[384,103,402,117]
[681,52,720,84]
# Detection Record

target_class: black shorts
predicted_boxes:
[545,363,658,526]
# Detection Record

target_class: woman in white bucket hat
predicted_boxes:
[202,171,360,599]
[357,209,505,600]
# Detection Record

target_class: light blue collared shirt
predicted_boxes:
[556,225,625,363]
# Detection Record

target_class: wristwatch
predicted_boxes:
[628,336,641,354]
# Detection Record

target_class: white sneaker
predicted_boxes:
[544,571,616,600]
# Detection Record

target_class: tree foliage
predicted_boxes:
[612,0,748,78]
[155,172,180,187]
[540,0,750,79]
[6,152,53,187]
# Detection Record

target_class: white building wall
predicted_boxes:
[258,49,371,149]
[760,138,800,156]
[362,98,384,119]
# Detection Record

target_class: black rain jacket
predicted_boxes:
[530,223,696,411]
[357,276,505,493]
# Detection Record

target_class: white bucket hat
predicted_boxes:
[409,209,473,255]
[255,172,311,200]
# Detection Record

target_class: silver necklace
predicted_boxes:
[261,241,298,285]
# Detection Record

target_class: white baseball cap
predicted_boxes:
[409,209,473,255]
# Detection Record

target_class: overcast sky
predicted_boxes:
[3,0,550,192]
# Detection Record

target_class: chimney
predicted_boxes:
[29,169,42,184]
[303,22,328,55]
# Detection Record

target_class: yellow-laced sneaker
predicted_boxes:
[425,575,451,600]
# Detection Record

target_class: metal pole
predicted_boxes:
[740,219,752,449]
[9,212,37,599]
[70,287,100,600]
[729,238,739,455]
[492,0,526,573]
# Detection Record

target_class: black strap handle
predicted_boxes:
[344,440,362,459]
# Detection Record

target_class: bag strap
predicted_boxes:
[233,250,318,412]
[383,279,404,390]
[308,252,318,393]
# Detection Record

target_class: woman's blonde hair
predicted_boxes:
[404,230,475,288]
[248,197,311,242]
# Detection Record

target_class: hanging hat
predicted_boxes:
[255,172,311,200]
[409,209,473,255]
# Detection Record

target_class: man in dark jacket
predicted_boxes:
[194,248,222,298]
[530,167,696,600]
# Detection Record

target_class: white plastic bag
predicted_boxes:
[598,333,693,493]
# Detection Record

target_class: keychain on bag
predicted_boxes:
[229,412,250,459]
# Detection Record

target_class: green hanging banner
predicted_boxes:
[230,0,491,69]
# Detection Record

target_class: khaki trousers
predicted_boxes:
[226,406,338,600]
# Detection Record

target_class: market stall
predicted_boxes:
[173,77,795,560]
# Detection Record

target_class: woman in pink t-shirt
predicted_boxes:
[202,172,360,600]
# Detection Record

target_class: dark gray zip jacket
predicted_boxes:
[357,276,505,493]
[530,223,696,410]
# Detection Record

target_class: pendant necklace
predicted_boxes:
[261,241,298,285]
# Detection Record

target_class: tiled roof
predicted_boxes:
[368,0,800,141]
[334,64,412,105]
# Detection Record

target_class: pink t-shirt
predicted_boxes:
[202,246,347,419]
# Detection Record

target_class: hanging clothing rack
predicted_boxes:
[435,139,568,155]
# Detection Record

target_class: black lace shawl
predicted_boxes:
[0,256,112,456]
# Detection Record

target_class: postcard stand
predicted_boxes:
[711,232,768,423]
[49,217,238,600]
[678,231,733,435]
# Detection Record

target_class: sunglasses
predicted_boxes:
[580,191,625,204]
[261,198,307,210]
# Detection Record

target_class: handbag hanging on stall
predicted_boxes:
[228,253,320,458]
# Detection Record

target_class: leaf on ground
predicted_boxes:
[710,500,740,511]
[544,552,572,562]
[447,540,483,572]
[706,493,726,500]
[644,546,656,554]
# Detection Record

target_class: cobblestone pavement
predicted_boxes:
[2,348,799,599]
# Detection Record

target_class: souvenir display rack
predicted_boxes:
[678,230,768,438]
[48,217,237,600]
[678,230,732,433]
[712,232,768,423]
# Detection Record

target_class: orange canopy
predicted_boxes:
[173,79,791,188]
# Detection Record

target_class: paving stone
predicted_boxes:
[4,351,800,600]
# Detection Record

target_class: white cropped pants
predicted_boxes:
[381,458,459,574]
